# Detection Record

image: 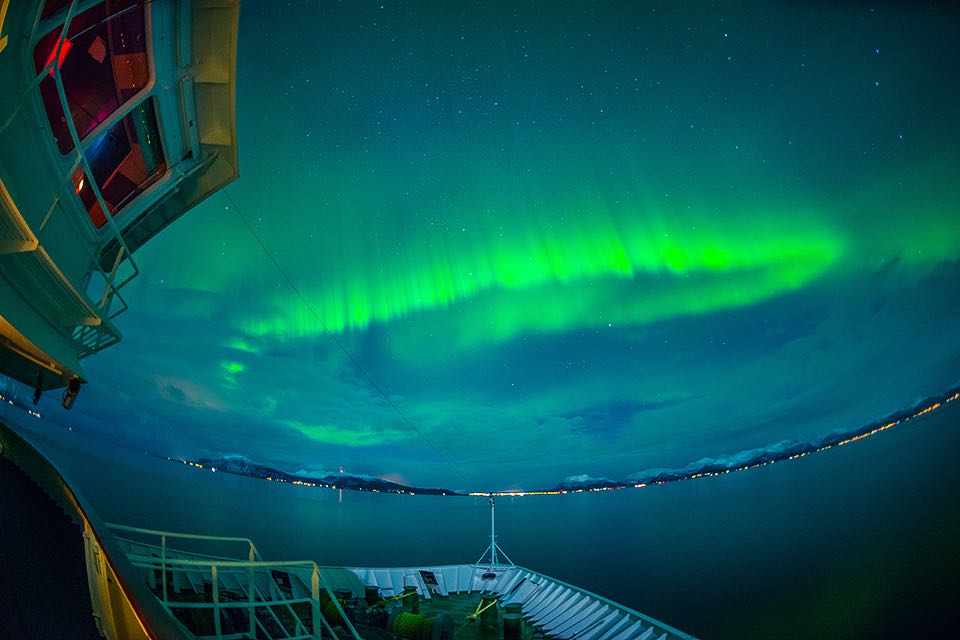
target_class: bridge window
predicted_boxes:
[74,98,165,227]
[33,1,149,154]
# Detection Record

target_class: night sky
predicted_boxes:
[64,1,960,491]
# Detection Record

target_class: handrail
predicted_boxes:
[43,194,132,325]
[107,523,261,548]
[108,525,364,640]
[162,598,314,609]
[124,555,319,569]
[106,521,261,634]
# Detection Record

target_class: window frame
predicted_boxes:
[74,95,170,228]
[33,0,172,233]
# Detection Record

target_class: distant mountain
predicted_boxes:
[193,388,959,497]
[193,454,464,496]
[202,453,262,476]
[552,386,960,493]
[555,474,618,491]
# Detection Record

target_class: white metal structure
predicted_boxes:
[476,496,514,567]
[345,564,697,640]
[0,0,239,391]
[108,524,364,640]
[106,522,698,640]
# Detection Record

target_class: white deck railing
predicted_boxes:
[105,523,363,640]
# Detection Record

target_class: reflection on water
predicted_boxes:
[6,400,960,640]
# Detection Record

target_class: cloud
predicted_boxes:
[286,419,408,447]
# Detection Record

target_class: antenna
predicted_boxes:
[476,496,514,567]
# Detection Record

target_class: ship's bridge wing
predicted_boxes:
[0,0,240,391]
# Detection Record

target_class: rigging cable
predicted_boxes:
[223,188,478,493]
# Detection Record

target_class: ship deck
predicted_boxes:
[111,526,696,640]
[398,593,533,640]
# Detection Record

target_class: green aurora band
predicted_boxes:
[60,0,960,499]
[238,205,844,346]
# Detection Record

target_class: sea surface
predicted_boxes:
[5,399,959,639]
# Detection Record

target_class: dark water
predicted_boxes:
[8,400,960,640]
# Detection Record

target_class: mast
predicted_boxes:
[489,496,498,565]
[476,496,514,567]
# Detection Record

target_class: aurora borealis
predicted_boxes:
[59,1,960,491]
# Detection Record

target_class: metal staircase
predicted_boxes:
[107,525,362,640]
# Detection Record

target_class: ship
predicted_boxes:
[0,3,698,640]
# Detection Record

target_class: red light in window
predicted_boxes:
[76,176,85,193]
[42,39,73,75]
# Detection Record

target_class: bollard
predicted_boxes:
[503,602,523,640]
